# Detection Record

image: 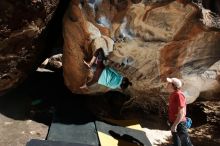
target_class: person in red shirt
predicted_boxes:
[166,77,193,146]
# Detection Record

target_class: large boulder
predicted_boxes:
[63,0,220,106]
[0,0,60,94]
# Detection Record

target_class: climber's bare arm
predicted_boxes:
[88,56,97,67]
[83,55,97,68]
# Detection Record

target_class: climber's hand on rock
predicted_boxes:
[83,60,90,68]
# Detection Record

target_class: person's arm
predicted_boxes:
[83,56,97,68]
[88,56,97,67]
[171,107,185,132]
[84,48,101,67]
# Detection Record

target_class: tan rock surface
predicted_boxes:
[63,0,220,103]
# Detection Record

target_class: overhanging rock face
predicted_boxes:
[63,0,220,102]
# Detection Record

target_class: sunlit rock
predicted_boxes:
[63,0,220,104]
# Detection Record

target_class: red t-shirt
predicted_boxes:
[168,90,186,123]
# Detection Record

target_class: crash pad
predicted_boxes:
[101,118,143,131]
[26,139,95,146]
[95,121,152,146]
[46,113,99,146]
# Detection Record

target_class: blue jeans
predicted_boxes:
[171,122,193,146]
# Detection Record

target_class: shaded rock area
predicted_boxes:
[189,101,220,145]
[201,0,220,15]
[0,0,69,94]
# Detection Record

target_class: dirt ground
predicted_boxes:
[0,83,49,146]
[0,70,61,146]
